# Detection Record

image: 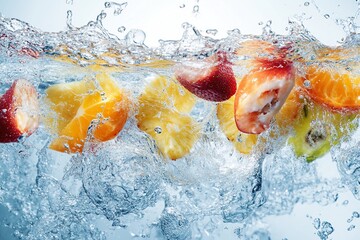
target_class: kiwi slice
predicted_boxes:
[288,103,357,162]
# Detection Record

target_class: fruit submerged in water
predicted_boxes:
[174,51,237,102]
[288,102,357,162]
[45,73,129,153]
[136,75,200,160]
[217,96,258,154]
[234,58,295,134]
[0,79,39,143]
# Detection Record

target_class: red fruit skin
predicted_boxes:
[0,80,39,143]
[234,58,295,134]
[175,52,237,102]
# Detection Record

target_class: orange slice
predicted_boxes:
[136,75,199,160]
[45,72,129,153]
[298,47,360,112]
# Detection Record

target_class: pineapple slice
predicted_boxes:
[136,76,199,160]
[217,96,258,154]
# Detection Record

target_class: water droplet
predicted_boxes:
[66,0,73,4]
[206,29,218,36]
[324,14,330,19]
[348,225,356,231]
[303,80,311,88]
[125,29,146,45]
[104,2,111,8]
[304,2,310,6]
[352,211,360,218]
[182,22,192,29]
[342,200,349,205]
[179,4,185,8]
[118,26,126,33]
[66,10,73,29]
[258,21,264,25]
[193,5,199,13]
[154,126,162,134]
[313,218,321,229]
[113,2,128,16]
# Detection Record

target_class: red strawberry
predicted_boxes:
[0,79,39,143]
[174,51,237,102]
[234,58,295,134]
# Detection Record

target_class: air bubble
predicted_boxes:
[303,80,311,88]
[154,126,162,134]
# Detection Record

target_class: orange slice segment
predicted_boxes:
[46,72,129,153]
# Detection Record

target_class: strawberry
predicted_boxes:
[234,58,295,134]
[0,79,39,143]
[174,51,237,102]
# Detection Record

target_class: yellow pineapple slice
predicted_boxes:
[136,75,199,160]
[217,96,258,154]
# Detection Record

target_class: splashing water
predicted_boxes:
[0,1,360,240]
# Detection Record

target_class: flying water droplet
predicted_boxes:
[353,211,360,218]
[118,26,126,33]
[258,21,264,25]
[324,14,330,19]
[104,2,112,8]
[179,4,185,8]
[66,10,73,29]
[125,29,146,45]
[304,2,310,6]
[206,29,218,36]
[193,5,199,13]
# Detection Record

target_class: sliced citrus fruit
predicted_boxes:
[136,75,199,160]
[217,96,258,154]
[298,47,360,112]
[45,72,129,153]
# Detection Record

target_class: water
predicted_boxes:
[0,1,360,240]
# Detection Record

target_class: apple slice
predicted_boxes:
[174,51,237,102]
[0,79,39,142]
[234,58,295,134]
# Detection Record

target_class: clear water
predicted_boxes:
[0,3,360,240]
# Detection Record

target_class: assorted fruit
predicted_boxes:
[1,41,359,163]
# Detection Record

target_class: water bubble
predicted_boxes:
[154,126,162,134]
[304,2,310,6]
[324,14,330,19]
[125,29,146,45]
[193,5,199,13]
[303,80,311,88]
[206,29,218,36]
[118,26,126,33]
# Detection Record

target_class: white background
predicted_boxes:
[0,0,360,239]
